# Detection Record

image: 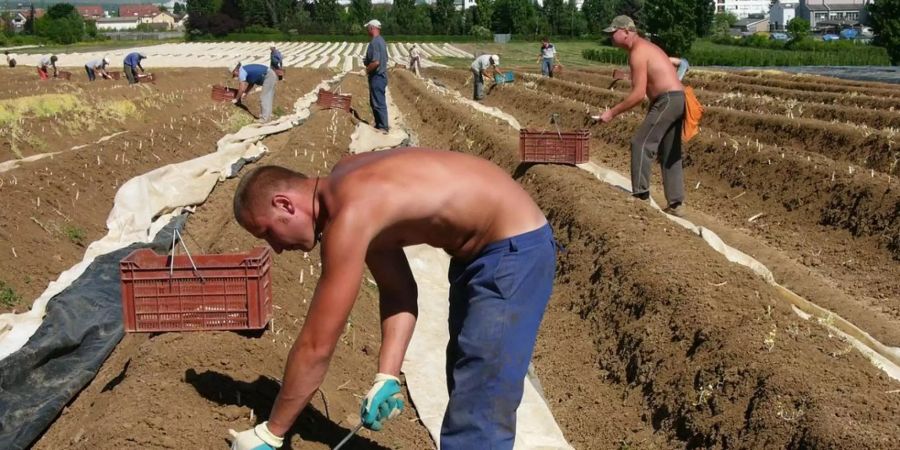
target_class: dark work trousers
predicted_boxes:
[441,224,557,450]
[368,72,389,131]
[472,68,484,100]
[124,65,138,84]
[630,90,686,207]
[85,66,96,81]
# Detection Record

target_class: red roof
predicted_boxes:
[76,5,104,18]
[118,4,160,17]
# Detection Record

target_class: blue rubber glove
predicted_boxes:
[359,373,405,431]
[228,421,283,450]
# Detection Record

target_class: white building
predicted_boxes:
[96,17,141,30]
[770,0,797,30]
[715,0,771,18]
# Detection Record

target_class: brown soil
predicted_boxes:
[16,63,900,450]
[0,67,331,313]
[560,67,900,112]
[390,68,900,448]
[424,67,900,346]
[505,70,899,175]
[694,70,900,99]
[32,73,434,450]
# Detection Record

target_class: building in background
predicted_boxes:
[75,5,105,20]
[119,4,163,19]
[146,11,176,30]
[797,0,870,29]
[716,0,771,18]
[8,8,45,32]
[770,0,797,30]
[96,16,141,30]
[732,14,771,34]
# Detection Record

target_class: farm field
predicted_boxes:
[0,43,898,449]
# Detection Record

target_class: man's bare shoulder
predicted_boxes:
[628,42,650,63]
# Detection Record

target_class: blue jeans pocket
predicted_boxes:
[492,252,520,299]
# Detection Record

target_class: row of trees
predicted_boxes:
[185,0,897,61]
[186,0,715,54]
[3,4,99,44]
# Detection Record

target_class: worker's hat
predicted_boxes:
[491,54,500,65]
[364,19,382,29]
[603,15,636,33]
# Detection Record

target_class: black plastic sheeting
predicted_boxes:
[0,215,187,450]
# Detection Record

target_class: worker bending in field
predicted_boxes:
[471,53,500,101]
[228,148,557,450]
[123,52,147,85]
[595,16,686,216]
[38,55,58,79]
[84,57,110,81]
[231,62,278,123]
[408,44,422,76]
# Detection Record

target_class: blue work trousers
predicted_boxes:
[440,224,557,450]
[541,58,555,77]
[368,72,389,131]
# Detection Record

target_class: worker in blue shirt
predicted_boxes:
[232,62,278,123]
[363,19,389,132]
[123,52,146,85]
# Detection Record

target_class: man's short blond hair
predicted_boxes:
[233,165,308,226]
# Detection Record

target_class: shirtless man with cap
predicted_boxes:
[227,147,557,450]
[595,15,686,216]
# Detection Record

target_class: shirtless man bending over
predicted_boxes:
[596,15,686,216]
[228,148,557,450]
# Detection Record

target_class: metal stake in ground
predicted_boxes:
[333,423,363,450]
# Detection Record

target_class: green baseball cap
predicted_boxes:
[603,15,636,33]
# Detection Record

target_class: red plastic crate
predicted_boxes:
[211,84,239,102]
[316,88,352,112]
[120,246,273,332]
[137,73,156,83]
[57,71,72,80]
[519,129,590,164]
[107,71,121,80]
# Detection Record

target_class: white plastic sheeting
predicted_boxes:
[0,131,128,173]
[7,42,469,70]
[0,71,348,360]
[348,87,573,449]
[420,77,900,383]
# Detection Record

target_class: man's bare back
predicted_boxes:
[229,148,555,448]
[596,15,688,214]
[597,15,683,123]
[324,148,547,259]
[629,38,683,100]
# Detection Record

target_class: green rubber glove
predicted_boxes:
[359,373,404,431]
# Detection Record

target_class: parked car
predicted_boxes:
[839,28,859,39]
[822,34,840,42]
[770,32,790,41]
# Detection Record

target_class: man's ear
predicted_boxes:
[272,194,295,214]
